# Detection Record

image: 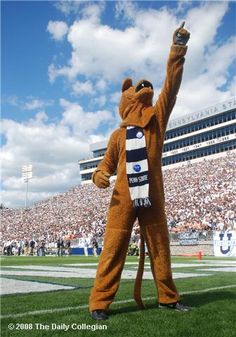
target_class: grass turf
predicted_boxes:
[1,255,236,337]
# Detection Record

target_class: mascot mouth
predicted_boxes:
[135,80,153,93]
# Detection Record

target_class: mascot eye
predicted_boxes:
[135,80,153,92]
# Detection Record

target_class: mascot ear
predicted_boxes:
[122,78,133,92]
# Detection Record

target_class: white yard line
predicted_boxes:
[0,269,211,280]
[4,260,236,270]
[0,278,74,295]
[1,284,236,319]
[197,267,236,272]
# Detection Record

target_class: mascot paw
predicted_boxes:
[92,170,110,189]
[173,21,190,46]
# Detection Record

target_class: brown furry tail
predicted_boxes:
[133,233,146,309]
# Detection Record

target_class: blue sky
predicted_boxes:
[1,0,236,207]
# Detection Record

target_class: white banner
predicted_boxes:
[213,231,236,257]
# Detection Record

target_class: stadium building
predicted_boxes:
[79,97,236,183]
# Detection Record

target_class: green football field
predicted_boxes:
[1,255,236,337]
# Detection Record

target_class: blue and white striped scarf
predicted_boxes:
[126,126,151,208]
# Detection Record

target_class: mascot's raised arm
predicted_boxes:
[89,22,190,320]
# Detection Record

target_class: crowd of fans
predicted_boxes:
[1,152,235,255]
[165,153,235,235]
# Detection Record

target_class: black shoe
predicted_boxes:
[90,310,109,320]
[159,301,190,312]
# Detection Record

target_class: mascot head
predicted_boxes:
[119,78,154,120]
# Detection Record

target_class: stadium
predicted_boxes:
[79,97,236,181]
[1,97,236,336]
[1,1,236,336]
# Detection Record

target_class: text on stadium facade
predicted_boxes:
[167,97,236,130]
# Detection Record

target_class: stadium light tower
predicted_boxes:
[22,164,33,209]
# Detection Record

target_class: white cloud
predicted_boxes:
[4,95,54,111]
[110,91,120,104]
[2,95,19,106]
[47,21,69,41]
[80,2,105,23]
[1,100,114,207]
[228,75,236,96]
[50,17,163,82]
[171,75,233,119]
[182,2,229,78]
[60,98,114,136]
[55,0,106,20]
[23,98,54,110]
[205,36,236,86]
[3,1,236,207]
[92,95,107,107]
[48,0,235,118]
[31,111,49,123]
[95,79,107,92]
[115,1,138,23]
[54,0,106,18]
[48,64,60,83]
[72,80,95,96]
[54,1,84,15]
[175,0,193,14]
[170,49,236,116]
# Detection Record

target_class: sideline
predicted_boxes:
[1,284,236,319]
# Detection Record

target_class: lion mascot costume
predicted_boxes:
[89,22,190,320]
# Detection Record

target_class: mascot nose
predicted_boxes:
[135,80,153,93]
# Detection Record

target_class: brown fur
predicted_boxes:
[89,40,188,311]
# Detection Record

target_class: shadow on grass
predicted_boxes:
[109,290,236,317]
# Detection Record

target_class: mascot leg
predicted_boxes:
[139,212,180,304]
[89,204,136,312]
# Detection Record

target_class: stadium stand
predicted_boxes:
[1,152,235,255]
